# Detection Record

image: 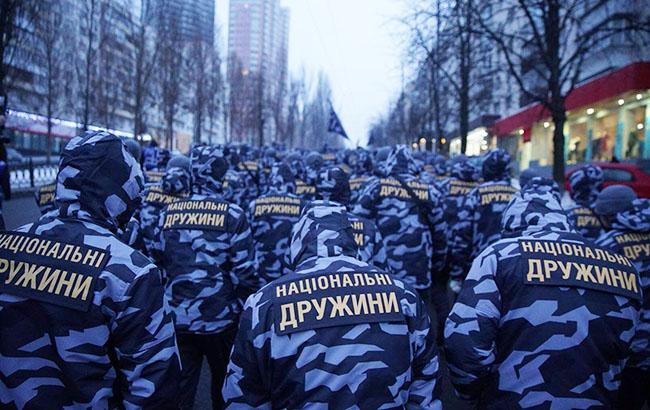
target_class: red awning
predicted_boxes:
[493,61,650,136]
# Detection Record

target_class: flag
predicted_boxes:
[327,106,349,140]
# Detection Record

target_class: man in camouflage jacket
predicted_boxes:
[445,184,641,408]
[595,191,650,409]
[223,202,442,408]
[567,164,605,240]
[153,145,260,409]
[449,149,518,290]
[0,131,181,409]
[248,162,304,284]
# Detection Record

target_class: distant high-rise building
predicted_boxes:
[228,0,289,85]
[228,0,290,143]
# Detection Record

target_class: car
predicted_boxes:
[565,161,650,199]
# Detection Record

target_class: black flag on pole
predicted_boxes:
[327,105,349,140]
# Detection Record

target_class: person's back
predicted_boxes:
[450,149,517,284]
[248,162,304,284]
[595,188,650,409]
[153,145,259,409]
[567,165,605,240]
[0,131,180,409]
[223,203,441,409]
[139,167,190,254]
[445,185,641,409]
[353,145,447,291]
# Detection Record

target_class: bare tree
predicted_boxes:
[93,1,122,130]
[157,7,184,149]
[185,39,212,144]
[476,0,649,185]
[405,0,492,153]
[228,55,261,144]
[36,0,71,163]
[75,0,105,130]
[127,0,159,142]
[205,47,223,145]
[285,74,306,149]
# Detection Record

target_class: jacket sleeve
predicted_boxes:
[449,190,478,281]
[427,187,448,276]
[444,247,501,400]
[407,294,442,409]
[223,294,272,409]
[111,264,181,408]
[230,211,261,299]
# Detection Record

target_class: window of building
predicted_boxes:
[568,121,587,164]
[592,112,616,161]
[625,105,646,159]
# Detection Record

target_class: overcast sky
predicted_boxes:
[217,0,407,147]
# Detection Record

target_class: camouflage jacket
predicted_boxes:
[0,132,181,409]
[248,193,305,284]
[348,211,389,272]
[445,188,641,408]
[596,198,650,370]
[223,203,441,409]
[154,195,259,334]
[34,183,57,215]
[352,172,447,290]
[449,179,518,281]
[567,204,604,241]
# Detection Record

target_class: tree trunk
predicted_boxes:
[552,109,566,188]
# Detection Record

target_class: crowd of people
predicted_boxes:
[1,129,649,409]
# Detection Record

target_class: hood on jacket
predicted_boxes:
[269,162,296,194]
[501,183,571,236]
[316,166,351,205]
[386,145,419,176]
[450,157,479,181]
[288,201,358,269]
[166,154,191,172]
[162,166,191,196]
[304,152,324,185]
[522,176,560,194]
[355,148,373,175]
[482,149,511,181]
[191,145,228,195]
[569,164,603,206]
[56,131,144,230]
[613,199,650,232]
[286,152,306,181]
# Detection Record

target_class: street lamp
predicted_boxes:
[586,108,595,115]
[618,99,625,106]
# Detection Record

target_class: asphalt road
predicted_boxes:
[3,193,472,410]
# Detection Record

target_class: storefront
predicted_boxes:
[494,62,650,170]
[4,109,137,155]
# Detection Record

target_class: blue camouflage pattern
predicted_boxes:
[597,198,650,370]
[153,145,260,334]
[138,167,190,254]
[353,146,447,289]
[223,202,441,409]
[248,162,304,284]
[449,149,517,282]
[445,185,641,408]
[316,167,388,271]
[567,165,605,240]
[0,131,181,409]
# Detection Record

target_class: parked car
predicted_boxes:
[565,161,650,198]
